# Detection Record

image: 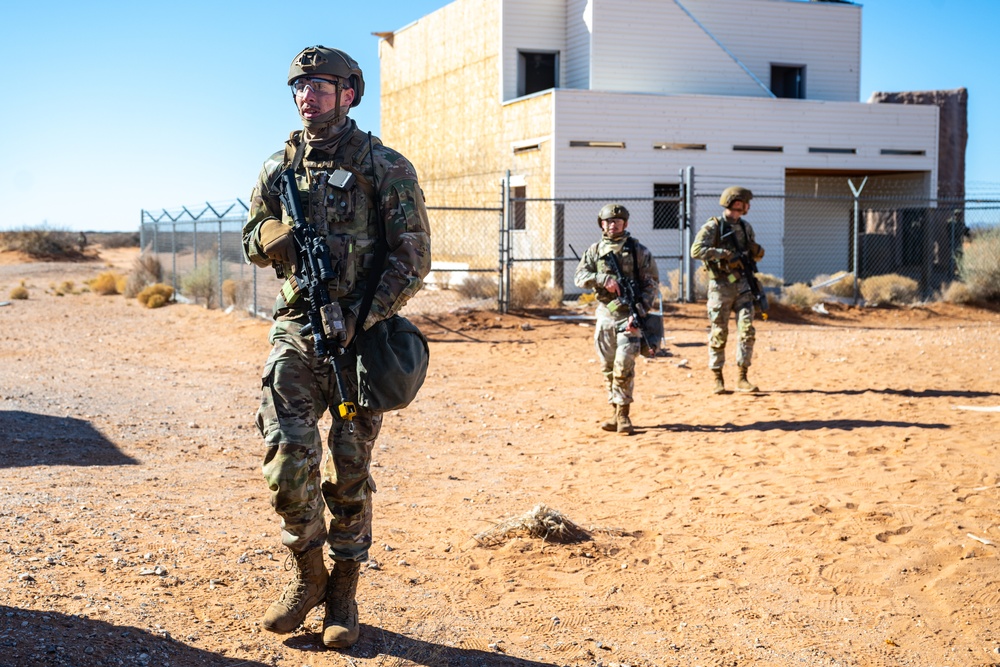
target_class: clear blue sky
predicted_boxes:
[0,0,995,232]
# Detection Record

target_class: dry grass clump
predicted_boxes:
[124,254,163,298]
[757,272,783,289]
[0,227,81,259]
[454,275,498,300]
[860,273,919,306]
[939,280,974,304]
[137,283,174,308]
[509,271,562,308]
[181,260,218,307]
[222,278,252,308]
[56,280,75,295]
[666,267,709,300]
[812,271,857,298]
[957,226,1000,302]
[92,231,141,248]
[89,271,124,295]
[474,504,590,547]
[780,283,821,308]
[9,285,29,300]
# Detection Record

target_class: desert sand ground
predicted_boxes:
[1,247,999,667]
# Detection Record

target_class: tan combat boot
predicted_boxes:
[616,404,634,436]
[712,369,725,395]
[262,547,328,634]
[323,560,361,648]
[737,366,759,392]
[601,405,617,432]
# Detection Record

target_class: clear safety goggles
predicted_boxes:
[290,77,340,96]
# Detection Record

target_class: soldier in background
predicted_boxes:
[690,186,764,394]
[241,46,431,649]
[574,203,660,435]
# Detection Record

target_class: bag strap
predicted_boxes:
[353,132,388,346]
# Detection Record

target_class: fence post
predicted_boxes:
[683,165,695,303]
[848,176,868,305]
[217,220,224,310]
[171,223,178,294]
[499,171,510,313]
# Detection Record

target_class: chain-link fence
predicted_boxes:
[139,202,502,318]
[139,173,1000,316]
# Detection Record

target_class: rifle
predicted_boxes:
[277,169,357,423]
[599,250,655,353]
[735,250,769,321]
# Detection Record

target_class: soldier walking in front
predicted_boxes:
[574,204,660,435]
[241,46,431,649]
[690,186,765,394]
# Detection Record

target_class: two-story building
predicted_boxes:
[378,0,940,287]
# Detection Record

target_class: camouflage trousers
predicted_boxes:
[255,322,381,562]
[594,302,640,405]
[706,280,756,370]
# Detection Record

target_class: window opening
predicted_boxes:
[771,64,805,99]
[512,185,526,231]
[519,52,558,97]
[653,184,681,230]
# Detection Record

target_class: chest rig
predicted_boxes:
[705,216,751,281]
[281,129,381,300]
[595,235,638,306]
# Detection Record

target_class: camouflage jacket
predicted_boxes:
[690,216,764,283]
[242,121,431,330]
[574,232,659,319]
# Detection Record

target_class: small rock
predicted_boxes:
[366,559,381,571]
[17,573,34,582]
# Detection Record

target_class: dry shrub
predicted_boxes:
[780,283,821,308]
[509,271,562,308]
[137,283,174,307]
[757,272,783,289]
[473,504,590,547]
[58,280,75,294]
[860,273,919,306]
[0,227,81,259]
[222,278,251,308]
[666,266,709,300]
[124,254,162,298]
[813,271,857,298]
[146,293,167,309]
[939,280,974,304]
[93,231,141,248]
[9,286,28,300]
[958,226,1000,302]
[115,274,128,294]
[578,291,596,305]
[454,275,498,300]
[181,261,218,307]
[89,271,123,295]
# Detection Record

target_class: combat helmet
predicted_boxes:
[288,46,365,107]
[597,203,630,226]
[719,187,753,208]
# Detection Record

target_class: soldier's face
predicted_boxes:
[601,218,627,236]
[727,200,750,217]
[293,76,355,120]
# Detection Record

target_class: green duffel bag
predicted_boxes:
[354,314,429,413]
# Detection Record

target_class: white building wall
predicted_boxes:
[502,0,567,101]
[588,0,860,101]
[550,89,939,281]
[565,0,591,89]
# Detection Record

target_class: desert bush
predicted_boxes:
[957,226,1000,302]
[939,280,974,304]
[812,271,857,298]
[666,267,709,300]
[124,254,163,298]
[89,271,123,295]
[0,226,81,259]
[146,293,167,309]
[92,231,141,248]
[509,271,562,309]
[757,272,783,289]
[860,273,919,306]
[181,262,218,307]
[9,285,28,300]
[454,275,498,300]
[222,278,252,308]
[137,283,175,307]
[780,283,821,308]
[58,281,75,294]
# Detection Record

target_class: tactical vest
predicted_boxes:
[705,216,750,281]
[280,129,382,302]
[595,235,638,307]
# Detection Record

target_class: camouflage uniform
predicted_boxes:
[574,232,659,405]
[690,216,764,370]
[242,120,431,562]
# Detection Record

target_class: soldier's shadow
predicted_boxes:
[286,625,556,666]
[0,410,139,468]
[644,418,950,433]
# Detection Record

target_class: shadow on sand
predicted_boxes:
[0,411,138,468]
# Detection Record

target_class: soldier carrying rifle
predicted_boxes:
[690,186,765,394]
[574,203,660,435]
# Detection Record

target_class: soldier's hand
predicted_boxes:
[710,248,733,261]
[259,220,296,267]
[625,315,640,334]
[604,276,621,295]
